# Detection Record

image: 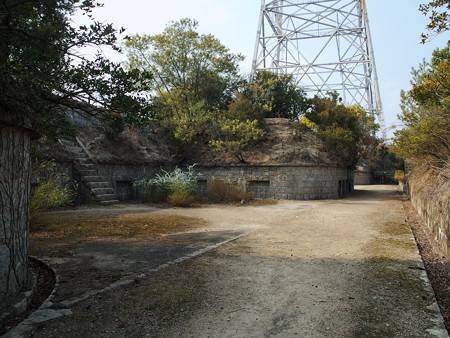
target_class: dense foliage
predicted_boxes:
[244,71,311,121]
[0,0,153,138]
[124,19,243,127]
[2,3,382,167]
[124,19,267,160]
[299,93,380,168]
[393,44,450,168]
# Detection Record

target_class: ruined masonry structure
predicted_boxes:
[52,117,355,203]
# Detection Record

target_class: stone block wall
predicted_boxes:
[196,165,353,200]
[248,180,271,198]
[408,167,450,259]
[47,162,160,203]
[52,162,353,202]
[354,169,372,185]
[95,164,161,200]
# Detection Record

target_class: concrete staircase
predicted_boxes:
[60,139,120,206]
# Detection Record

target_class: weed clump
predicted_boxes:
[31,160,77,219]
[134,165,199,207]
[207,178,253,203]
[134,167,255,206]
[167,190,197,207]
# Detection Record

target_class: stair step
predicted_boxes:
[83,176,106,183]
[96,194,119,201]
[100,200,120,206]
[78,163,96,170]
[91,188,113,195]
[79,170,97,176]
[86,182,111,189]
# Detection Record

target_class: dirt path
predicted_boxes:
[11,185,448,337]
[158,186,448,337]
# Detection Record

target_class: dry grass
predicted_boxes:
[247,198,278,206]
[31,210,208,243]
[167,191,197,207]
[206,179,253,203]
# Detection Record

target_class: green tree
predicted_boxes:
[420,0,450,43]
[372,145,405,173]
[300,93,379,168]
[224,93,264,122]
[124,18,244,124]
[123,18,267,155]
[393,44,450,168]
[0,0,154,138]
[0,0,152,310]
[245,70,310,120]
[202,94,266,162]
[209,118,266,162]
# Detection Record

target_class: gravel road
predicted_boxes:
[15,185,449,337]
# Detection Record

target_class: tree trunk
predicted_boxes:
[0,123,31,311]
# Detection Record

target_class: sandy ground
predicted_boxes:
[7,185,448,337]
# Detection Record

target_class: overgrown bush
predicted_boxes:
[301,94,380,168]
[31,161,77,219]
[134,165,199,206]
[207,178,252,203]
[167,190,197,207]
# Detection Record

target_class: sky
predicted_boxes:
[77,0,449,141]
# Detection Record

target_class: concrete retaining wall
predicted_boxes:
[408,167,450,258]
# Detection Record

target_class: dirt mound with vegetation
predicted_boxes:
[76,123,177,166]
[185,118,336,166]
[35,118,337,167]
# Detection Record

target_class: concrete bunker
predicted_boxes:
[34,118,356,202]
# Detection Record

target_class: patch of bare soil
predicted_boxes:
[403,198,450,331]
[30,259,210,337]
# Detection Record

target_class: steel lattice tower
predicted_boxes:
[252,0,386,138]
